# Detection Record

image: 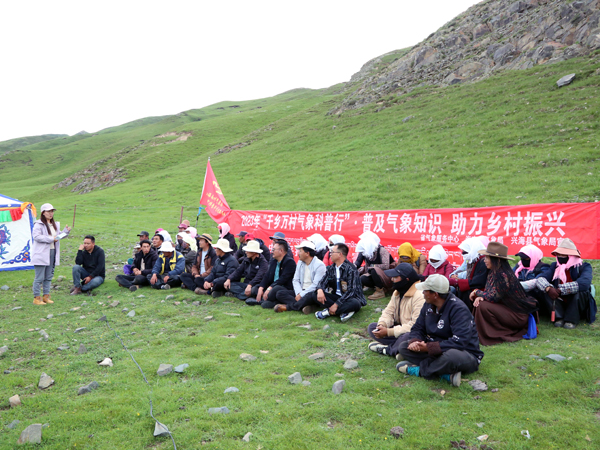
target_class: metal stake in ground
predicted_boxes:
[72,204,77,228]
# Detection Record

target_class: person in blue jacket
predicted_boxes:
[148,241,185,290]
[396,274,484,387]
[536,238,595,329]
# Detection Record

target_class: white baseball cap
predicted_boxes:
[295,240,316,250]
[40,203,56,212]
[415,274,450,294]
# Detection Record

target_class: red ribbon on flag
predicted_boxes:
[199,160,231,223]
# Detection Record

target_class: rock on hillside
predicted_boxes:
[330,0,600,114]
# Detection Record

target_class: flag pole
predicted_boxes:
[72,204,77,228]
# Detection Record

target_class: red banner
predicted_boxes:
[199,160,231,223]
[228,203,600,265]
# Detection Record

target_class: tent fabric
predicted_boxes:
[0,194,35,271]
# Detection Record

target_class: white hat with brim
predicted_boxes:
[159,242,175,253]
[242,240,263,253]
[295,240,316,251]
[40,203,55,212]
[213,239,233,253]
[415,274,450,294]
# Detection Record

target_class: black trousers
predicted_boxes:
[180,273,206,291]
[228,282,261,301]
[148,274,182,289]
[361,269,384,289]
[542,292,581,324]
[289,290,362,316]
[398,340,479,379]
[116,274,149,288]
[367,322,410,357]
[261,285,294,309]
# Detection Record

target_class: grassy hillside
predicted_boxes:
[0,134,68,155]
[1,54,600,449]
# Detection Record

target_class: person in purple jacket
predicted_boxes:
[31,203,71,305]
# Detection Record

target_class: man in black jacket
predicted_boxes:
[256,241,297,308]
[291,243,365,322]
[116,240,158,291]
[396,274,484,387]
[235,232,271,263]
[224,240,269,303]
[71,235,105,295]
[203,239,239,298]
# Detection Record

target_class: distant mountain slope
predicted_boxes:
[330,0,600,114]
[0,134,67,154]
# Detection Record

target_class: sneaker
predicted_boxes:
[315,308,330,320]
[194,287,208,295]
[161,284,171,290]
[211,290,223,298]
[554,320,565,328]
[396,361,419,376]
[301,305,317,315]
[245,299,260,306]
[129,286,138,292]
[274,304,288,313]
[368,342,389,355]
[441,372,462,387]
[340,311,355,322]
[70,287,82,296]
[563,322,577,329]
[224,292,235,297]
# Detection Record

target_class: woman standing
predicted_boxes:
[31,203,71,305]
[470,242,538,345]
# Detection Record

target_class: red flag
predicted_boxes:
[199,159,231,223]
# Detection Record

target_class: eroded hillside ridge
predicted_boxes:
[332,0,600,114]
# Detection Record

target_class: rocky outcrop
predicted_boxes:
[330,0,600,114]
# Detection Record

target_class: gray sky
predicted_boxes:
[0,0,478,142]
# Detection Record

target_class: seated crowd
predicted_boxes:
[94,221,595,387]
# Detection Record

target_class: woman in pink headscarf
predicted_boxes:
[217,223,238,253]
[535,238,595,329]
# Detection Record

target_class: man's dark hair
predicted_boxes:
[334,243,349,257]
[274,240,289,253]
[140,239,152,246]
[301,247,316,257]
[84,235,95,243]
[154,234,164,242]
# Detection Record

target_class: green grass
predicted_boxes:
[1,53,600,448]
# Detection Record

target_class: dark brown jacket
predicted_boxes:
[191,246,217,278]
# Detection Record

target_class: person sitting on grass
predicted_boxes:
[513,244,549,305]
[367,263,425,358]
[203,239,239,298]
[224,239,269,303]
[535,238,595,329]
[470,242,538,345]
[255,240,297,308]
[290,243,365,322]
[217,223,238,253]
[151,233,164,252]
[307,233,329,261]
[235,231,271,263]
[71,235,105,296]
[176,232,198,273]
[180,233,217,295]
[397,242,427,275]
[355,231,394,301]
[396,274,484,387]
[137,231,150,242]
[449,237,489,311]
[269,231,294,259]
[421,245,454,280]
[148,241,185,290]
[274,240,327,314]
[155,228,172,243]
[323,234,345,266]
[116,239,158,291]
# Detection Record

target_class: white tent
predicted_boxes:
[0,194,35,271]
